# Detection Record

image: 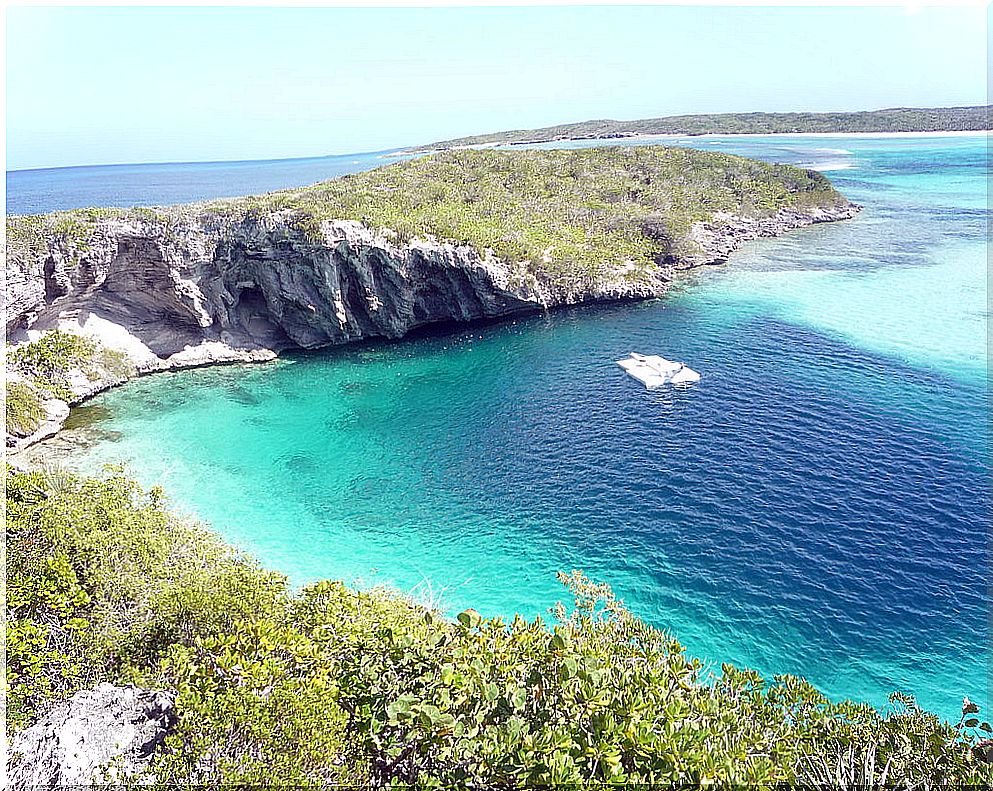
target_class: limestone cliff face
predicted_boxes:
[5,212,665,364]
[4,200,857,451]
[5,203,859,360]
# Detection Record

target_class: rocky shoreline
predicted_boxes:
[4,202,858,453]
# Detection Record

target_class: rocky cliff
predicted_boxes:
[5,205,856,362]
[4,146,859,449]
[6,213,657,363]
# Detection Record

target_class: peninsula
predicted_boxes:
[405,105,991,152]
[6,146,856,449]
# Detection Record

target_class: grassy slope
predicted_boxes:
[7,147,847,291]
[410,106,992,151]
[6,467,993,786]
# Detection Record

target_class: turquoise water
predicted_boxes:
[38,134,989,722]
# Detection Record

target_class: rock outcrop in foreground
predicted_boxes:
[7,683,175,788]
[4,146,858,448]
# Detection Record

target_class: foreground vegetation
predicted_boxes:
[6,466,992,785]
[411,105,992,151]
[7,147,847,294]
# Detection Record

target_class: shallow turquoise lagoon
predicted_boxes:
[43,134,989,722]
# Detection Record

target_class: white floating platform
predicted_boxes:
[616,352,700,388]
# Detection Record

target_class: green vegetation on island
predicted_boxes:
[5,331,135,438]
[3,330,105,439]
[7,466,992,786]
[7,147,848,293]
[409,105,991,151]
[11,330,100,402]
[5,381,46,437]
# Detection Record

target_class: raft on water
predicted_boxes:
[616,352,701,388]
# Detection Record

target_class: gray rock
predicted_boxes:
[6,683,176,788]
[4,216,593,354]
[4,207,859,354]
[679,205,861,269]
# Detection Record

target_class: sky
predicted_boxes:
[5,4,988,170]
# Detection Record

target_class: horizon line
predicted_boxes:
[5,146,403,176]
[8,102,989,174]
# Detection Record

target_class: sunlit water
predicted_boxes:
[18,134,989,722]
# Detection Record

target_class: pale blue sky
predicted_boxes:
[6,5,988,170]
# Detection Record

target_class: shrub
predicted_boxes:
[5,380,46,437]
[4,466,285,730]
[6,147,850,300]
[6,467,990,785]
[265,147,845,289]
[8,331,136,403]
[9,331,97,401]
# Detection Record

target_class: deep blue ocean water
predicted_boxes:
[5,149,406,216]
[11,133,989,722]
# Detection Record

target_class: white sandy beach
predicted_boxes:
[390,128,988,156]
[693,129,987,139]
[554,129,989,144]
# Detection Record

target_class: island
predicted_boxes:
[403,105,991,153]
[6,146,857,449]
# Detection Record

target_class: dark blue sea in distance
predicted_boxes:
[5,149,406,216]
[10,133,989,723]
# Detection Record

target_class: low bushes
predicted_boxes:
[7,330,136,405]
[7,147,849,298]
[5,380,46,437]
[9,330,98,401]
[6,467,991,785]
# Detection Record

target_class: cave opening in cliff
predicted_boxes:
[232,286,293,349]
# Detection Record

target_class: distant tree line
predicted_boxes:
[410,106,992,151]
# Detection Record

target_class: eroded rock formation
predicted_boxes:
[3,201,858,450]
[6,215,657,360]
[6,683,175,788]
[5,206,857,355]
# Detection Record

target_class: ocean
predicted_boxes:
[8,133,988,722]
[5,149,407,216]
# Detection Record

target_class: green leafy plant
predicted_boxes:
[8,331,135,404]
[6,467,990,786]
[5,380,46,436]
[4,466,285,730]
[9,331,97,401]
